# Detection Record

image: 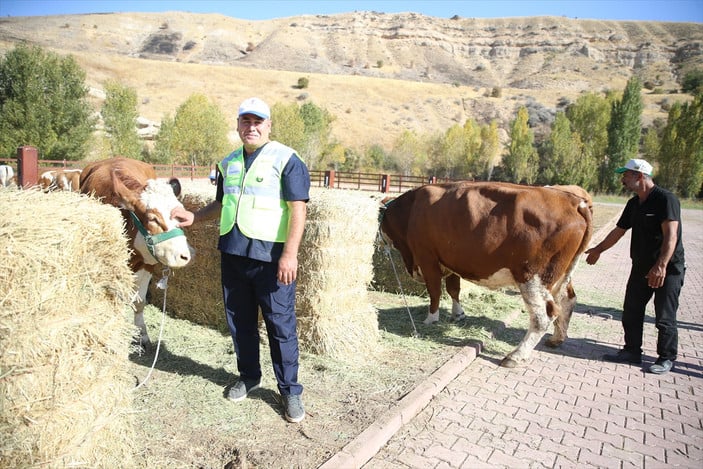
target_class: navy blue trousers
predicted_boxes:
[221,252,302,396]
[622,266,684,361]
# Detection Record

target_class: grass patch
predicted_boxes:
[128,281,525,468]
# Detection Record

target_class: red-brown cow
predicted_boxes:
[80,157,194,348]
[380,181,593,367]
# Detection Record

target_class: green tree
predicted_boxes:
[543,112,588,186]
[504,106,538,184]
[642,127,660,163]
[365,144,390,171]
[101,80,142,159]
[151,114,177,164]
[656,94,703,198]
[566,92,610,191]
[321,143,347,171]
[475,120,500,180]
[462,119,482,178]
[298,101,333,170]
[154,94,230,166]
[390,130,427,176]
[434,124,467,178]
[0,44,94,160]
[270,102,306,162]
[604,76,643,192]
[681,69,703,95]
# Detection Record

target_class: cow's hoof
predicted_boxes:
[131,338,152,355]
[499,356,521,368]
[423,312,440,325]
[545,337,565,348]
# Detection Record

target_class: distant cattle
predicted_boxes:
[39,169,82,192]
[0,165,14,187]
[80,157,194,348]
[380,181,593,368]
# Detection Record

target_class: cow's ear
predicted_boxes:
[168,178,182,198]
[111,169,139,211]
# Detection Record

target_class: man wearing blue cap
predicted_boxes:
[585,158,685,375]
[172,97,310,421]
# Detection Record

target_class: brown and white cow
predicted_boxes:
[380,181,593,368]
[39,169,82,192]
[80,157,194,348]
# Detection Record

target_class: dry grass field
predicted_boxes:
[1,11,699,153]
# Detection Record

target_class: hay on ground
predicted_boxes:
[0,187,137,468]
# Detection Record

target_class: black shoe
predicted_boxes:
[227,378,261,402]
[649,358,673,374]
[603,349,642,364]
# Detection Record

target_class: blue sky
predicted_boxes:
[1,0,702,22]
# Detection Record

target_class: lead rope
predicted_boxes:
[376,230,419,338]
[134,267,171,390]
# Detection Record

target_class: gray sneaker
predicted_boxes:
[283,394,305,423]
[227,378,261,402]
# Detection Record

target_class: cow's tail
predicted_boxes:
[575,199,593,258]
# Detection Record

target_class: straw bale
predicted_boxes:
[372,241,429,297]
[296,189,379,358]
[0,187,137,468]
[156,186,380,359]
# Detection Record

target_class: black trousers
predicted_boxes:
[622,266,685,360]
[221,252,302,396]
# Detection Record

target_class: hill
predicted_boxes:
[0,11,701,151]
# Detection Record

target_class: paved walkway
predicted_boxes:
[324,207,702,468]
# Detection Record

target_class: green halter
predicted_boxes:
[129,211,185,258]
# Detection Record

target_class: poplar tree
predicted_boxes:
[271,102,306,161]
[604,76,642,192]
[543,112,587,186]
[504,106,538,184]
[463,119,482,178]
[101,80,142,159]
[566,92,610,191]
[476,120,500,181]
[390,130,427,176]
[656,94,703,197]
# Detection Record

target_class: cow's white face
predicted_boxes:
[134,179,194,268]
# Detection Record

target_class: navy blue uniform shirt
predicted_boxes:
[215,143,310,262]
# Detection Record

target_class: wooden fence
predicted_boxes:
[2,152,456,193]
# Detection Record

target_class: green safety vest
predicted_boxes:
[218,142,294,242]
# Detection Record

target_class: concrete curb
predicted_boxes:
[318,343,481,469]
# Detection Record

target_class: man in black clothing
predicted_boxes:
[585,158,685,375]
